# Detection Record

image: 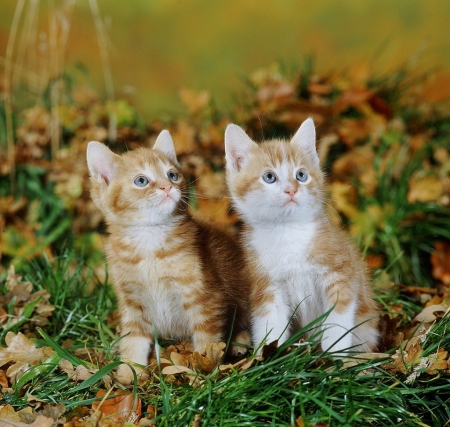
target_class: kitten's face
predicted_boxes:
[225,118,324,225]
[87,131,187,226]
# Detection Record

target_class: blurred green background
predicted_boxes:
[1,0,450,122]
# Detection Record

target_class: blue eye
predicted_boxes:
[262,171,277,184]
[167,171,179,181]
[296,169,308,182]
[134,176,149,187]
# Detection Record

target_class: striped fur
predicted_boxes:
[225,118,379,354]
[87,130,249,384]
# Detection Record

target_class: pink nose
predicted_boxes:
[284,188,297,197]
[160,183,172,193]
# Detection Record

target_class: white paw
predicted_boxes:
[114,363,148,385]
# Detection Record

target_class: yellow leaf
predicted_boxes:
[0,332,55,381]
[408,174,443,203]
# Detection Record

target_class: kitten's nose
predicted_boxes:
[160,183,172,193]
[284,188,297,197]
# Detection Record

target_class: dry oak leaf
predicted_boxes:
[189,342,226,375]
[0,332,55,381]
[0,370,8,389]
[59,359,112,388]
[0,405,54,427]
[179,88,210,115]
[92,389,142,424]
[431,241,450,286]
[408,174,443,204]
[426,348,448,375]
[412,304,447,324]
[389,336,424,374]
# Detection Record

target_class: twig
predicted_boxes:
[4,0,26,194]
[89,0,116,142]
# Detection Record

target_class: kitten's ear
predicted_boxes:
[153,130,180,166]
[225,124,257,172]
[87,141,119,185]
[291,118,320,167]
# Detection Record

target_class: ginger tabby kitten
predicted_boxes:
[87,130,249,384]
[225,118,379,354]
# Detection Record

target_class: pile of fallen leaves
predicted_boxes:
[1,62,450,425]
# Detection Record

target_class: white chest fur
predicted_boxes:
[249,220,326,320]
[109,224,198,339]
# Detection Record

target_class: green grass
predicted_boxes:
[0,251,448,426]
[1,62,450,425]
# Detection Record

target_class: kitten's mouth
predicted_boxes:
[283,198,298,206]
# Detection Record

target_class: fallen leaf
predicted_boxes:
[365,255,385,270]
[59,359,113,389]
[189,342,226,375]
[161,365,194,375]
[426,348,448,374]
[334,88,374,114]
[408,174,443,204]
[431,241,450,285]
[0,370,8,388]
[0,415,54,427]
[0,405,54,427]
[92,389,142,423]
[412,304,447,324]
[179,88,210,116]
[191,413,202,427]
[0,332,55,381]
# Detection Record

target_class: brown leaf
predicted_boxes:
[431,241,450,285]
[0,266,55,329]
[0,332,55,381]
[334,88,374,114]
[161,365,194,375]
[0,369,9,389]
[0,405,54,427]
[196,170,226,199]
[92,389,142,423]
[412,304,447,324]
[365,255,385,270]
[170,351,188,367]
[260,340,279,360]
[408,174,443,204]
[189,342,226,375]
[180,88,210,115]
[426,348,448,374]
[191,413,202,427]
[378,314,403,353]
[329,182,359,220]
[59,359,112,387]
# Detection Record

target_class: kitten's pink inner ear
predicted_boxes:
[86,141,117,185]
[225,124,255,172]
[153,130,179,165]
[291,118,319,165]
[229,147,245,172]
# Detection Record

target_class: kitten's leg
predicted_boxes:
[192,313,224,353]
[351,317,379,352]
[321,299,356,353]
[229,330,251,357]
[252,288,291,353]
[115,313,153,385]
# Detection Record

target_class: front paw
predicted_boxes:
[114,363,148,385]
[229,331,251,357]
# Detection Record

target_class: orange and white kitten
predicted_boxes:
[87,131,249,384]
[225,118,378,354]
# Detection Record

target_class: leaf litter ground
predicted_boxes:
[1,63,450,426]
